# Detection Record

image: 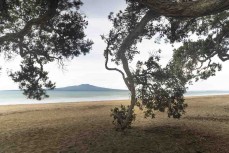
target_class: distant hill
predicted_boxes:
[55,84,127,91]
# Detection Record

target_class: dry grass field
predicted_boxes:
[0,95,229,153]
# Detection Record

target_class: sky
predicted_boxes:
[1,0,229,91]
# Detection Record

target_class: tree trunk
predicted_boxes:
[135,0,229,17]
[118,11,158,129]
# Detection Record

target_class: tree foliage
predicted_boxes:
[104,0,228,130]
[0,0,92,99]
[1,0,229,130]
[111,105,136,131]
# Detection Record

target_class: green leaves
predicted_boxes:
[105,2,229,129]
[0,0,93,100]
[135,54,188,119]
[9,57,55,100]
[111,105,136,131]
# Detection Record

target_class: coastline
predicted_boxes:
[0,94,225,115]
[1,89,229,106]
[0,94,229,107]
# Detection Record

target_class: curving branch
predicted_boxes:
[117,10,157,60]
[0,0,59,44]
[104,48,131,90]
[117,10,158,88]
[135,0,229,17]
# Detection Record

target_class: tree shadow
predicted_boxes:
[184,115,229,122]
[62,125,227,153]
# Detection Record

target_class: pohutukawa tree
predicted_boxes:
[104,0,229,130]
[1,0,229,130]
[0,0,93,99]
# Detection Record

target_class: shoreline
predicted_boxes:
[0,94,229,107]
[0,99,130,106]
[1,89,229,106]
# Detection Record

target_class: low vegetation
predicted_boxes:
[0,95,228,153]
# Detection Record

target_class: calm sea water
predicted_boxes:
[0,90,130,105]
[0,90,229,105]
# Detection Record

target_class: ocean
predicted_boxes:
[0,90,229,105]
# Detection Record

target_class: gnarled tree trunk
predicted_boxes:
[135,0,229,17]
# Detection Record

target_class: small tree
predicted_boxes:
[103,0,228,130]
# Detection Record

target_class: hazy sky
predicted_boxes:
[1,0,229,90]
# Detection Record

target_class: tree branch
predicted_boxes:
[135,0,229,17]
[117,10,158,81]
[104,48,131,90]
[0,0,59,44]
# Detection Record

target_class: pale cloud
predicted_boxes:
[81,0,126,18]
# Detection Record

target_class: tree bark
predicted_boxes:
[135,0,229,17]
[117,10,158,129]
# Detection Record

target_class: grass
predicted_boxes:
[0,95,228,153]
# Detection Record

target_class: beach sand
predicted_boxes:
[0,95,228,153]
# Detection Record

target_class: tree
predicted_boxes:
[0,0,93,99]
[1,0,229,130]
[103,0,229,130]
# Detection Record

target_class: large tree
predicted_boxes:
[0,0,93,99]
[1,0,229,130]
[104,0,229,130]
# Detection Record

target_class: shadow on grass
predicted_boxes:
[184,115,229,122]
[61,125,224,153]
